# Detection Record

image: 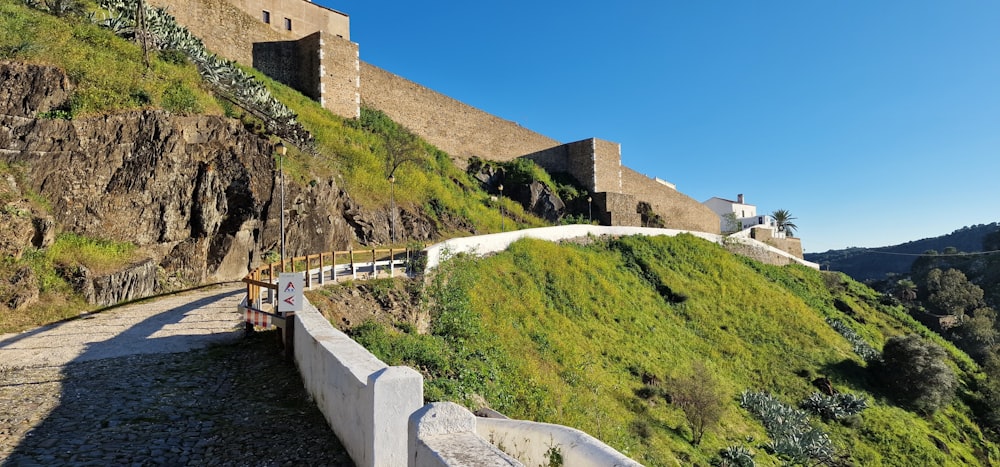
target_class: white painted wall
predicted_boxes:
[477,417,643,467]
[408,403,521,467]
[293,299,423,467]
[424,224,816,270]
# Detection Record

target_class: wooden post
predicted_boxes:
[318,253,326,285]
[372,248,377,278]
[389,248,394,277]
[267,264,275,306]
[305,254,313,288]
[350,249,356,280]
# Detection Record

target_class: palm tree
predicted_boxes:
[771,209,798,237]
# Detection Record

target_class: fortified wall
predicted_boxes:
[153,0,720,234]
[149,0,360,118]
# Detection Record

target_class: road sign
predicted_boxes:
[277,273,304,314]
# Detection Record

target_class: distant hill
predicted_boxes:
[805,223,1000,281]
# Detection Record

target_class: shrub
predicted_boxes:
[669,360,725,445]
[872,334,956,414]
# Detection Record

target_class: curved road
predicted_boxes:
[0,283,352,466]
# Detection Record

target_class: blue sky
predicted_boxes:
[326,1,1000,253]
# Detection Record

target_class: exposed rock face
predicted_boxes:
[468,163,566,223]
[0,61,456,309]
[4,266,39,310]
[516,180,565,223]
[0,61,377,303]
[90,259,159,306]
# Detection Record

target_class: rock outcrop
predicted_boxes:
[468,162,566,223]
[0,61,392,305]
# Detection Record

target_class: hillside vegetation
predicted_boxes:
[343,234,998,465]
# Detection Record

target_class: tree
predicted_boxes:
[383,130,424,179]
[895,279,918,303]
[770,209,798,237]
[925,268,984,318]
[669,360,726,445]
[872,334,956,414]
[721,212,740,233]
[952,307,999,361]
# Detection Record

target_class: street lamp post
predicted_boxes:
[276,141,287,269]
[498,183,504,232]
[587,196,593,223]
[388,174,395,244]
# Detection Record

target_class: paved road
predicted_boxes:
[0,283,352,466]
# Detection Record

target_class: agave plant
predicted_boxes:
[801,392,868,421]
[93,0,312,148]
[827,318,882,363]
[713,446,755,467]
[740,391,835,464]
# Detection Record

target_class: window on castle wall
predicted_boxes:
[262,10,270,24]
[284,18,292,31]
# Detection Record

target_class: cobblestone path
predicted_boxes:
[0,284,353,466]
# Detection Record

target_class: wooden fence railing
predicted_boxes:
[242,247,419,312]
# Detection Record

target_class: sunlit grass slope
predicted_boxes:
[0,0,221,116]
[352,234,998,466]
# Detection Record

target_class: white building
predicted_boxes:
[702,194,782,236]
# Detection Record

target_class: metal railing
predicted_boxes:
[242,247,420,312]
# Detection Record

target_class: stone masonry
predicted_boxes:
[150,0,720,233]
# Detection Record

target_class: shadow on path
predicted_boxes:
[0,285,352,465]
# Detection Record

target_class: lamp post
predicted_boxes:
[388,174,395,244]
[587,196,592,223]
[498,183,504,232]
[276,141,287,269]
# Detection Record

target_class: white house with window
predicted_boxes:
[702,194,783,237]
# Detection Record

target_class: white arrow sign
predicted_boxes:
[277,272,304,314]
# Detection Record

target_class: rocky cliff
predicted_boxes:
[0,61,382,304]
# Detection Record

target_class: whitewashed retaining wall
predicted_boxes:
[292,299,423,467]
[424,225,818,270]
[476,417,642,467]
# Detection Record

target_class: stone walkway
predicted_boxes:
[0,284,352,466]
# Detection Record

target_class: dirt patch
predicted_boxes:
[306,278,427,333]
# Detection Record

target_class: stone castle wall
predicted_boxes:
[149,0,359,118]
[323,36,361,118]
[152,0,722,235]
[360,63,560,166]
[621,167,720,233]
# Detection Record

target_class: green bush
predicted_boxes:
[872,334,957,414]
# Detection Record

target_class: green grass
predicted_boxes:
[0,0,221,117]
[343,234,1000,466]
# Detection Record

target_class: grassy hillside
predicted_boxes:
[347,234,998,465]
